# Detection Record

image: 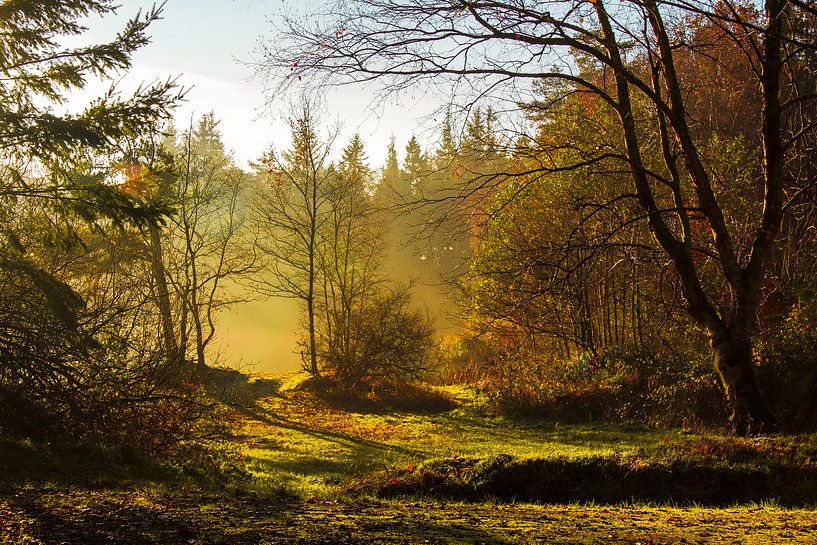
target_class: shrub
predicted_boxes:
[318,284,435,390]
[436,336,724,428]
[756,295,817,425]
[433,335,495,386]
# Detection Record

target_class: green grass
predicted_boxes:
[3,371,817,544]
[3,489,817,544]
[0,438,176,490]
[235,373,817,504]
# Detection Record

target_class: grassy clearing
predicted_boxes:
[3,371,817,544]
[236,373,817,505]
[239,376,670,498]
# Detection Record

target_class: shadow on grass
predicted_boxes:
[242,401,431,494]
[423,412,665,456]
[4,492,184,545]
[200,366,282,406]
[2,490,522,545]
[0,438,176,489]
[246,401,427,458]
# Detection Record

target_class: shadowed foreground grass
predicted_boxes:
[2,371,817,544]
[2,489,817,544]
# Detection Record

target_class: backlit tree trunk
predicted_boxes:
[711,324,774,435]
[149,223,178,363]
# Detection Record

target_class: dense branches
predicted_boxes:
[261,0,817,433]
[0,1,232,450]
[251,98,336,376]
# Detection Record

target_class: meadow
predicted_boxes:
[2,372,817,544]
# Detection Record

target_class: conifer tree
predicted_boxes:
[192,111,227,161]
[382,136,401,186]
[0,0,184,438]
[375,135,403,209]
[0,0,183,332]
[435,111,459,172]
[403,135,429,198]
[0,0,182,227]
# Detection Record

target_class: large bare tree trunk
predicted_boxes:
[710,326,774,435]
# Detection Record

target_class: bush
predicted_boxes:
[359,451,817,506]
[756,295,817,426]
[433,335,495,386]
[317,284,435,390]
[0,265,228,456]
[0,343,227,456]
[435,337,724,428]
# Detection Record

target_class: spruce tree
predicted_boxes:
[0,1,184,437]
[0,1,182,227]
[339,133,372,192]
[403,135,428,198]
[192,111,227,161]
[383,136,401,186]
[435,111,459,172]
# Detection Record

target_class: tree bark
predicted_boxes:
[307,291,319,376]
[307,171,320,377]
[149,224,179,364]
[189,254,206,368]
[710,327,774,435]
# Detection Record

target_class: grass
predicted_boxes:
[3,371,817,544]
[3,489,817,544]
[235,373,817,504]
[0,438,176,490]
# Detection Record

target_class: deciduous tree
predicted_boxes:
[261,0,817,433]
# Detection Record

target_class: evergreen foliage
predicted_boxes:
[0,0,196,447]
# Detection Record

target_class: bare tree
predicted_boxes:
[259,0,817,433]
[118,116,254,369]
[251,98,336,376]
[164,114,255,368]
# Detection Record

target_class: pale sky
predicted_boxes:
[69,0,442,167]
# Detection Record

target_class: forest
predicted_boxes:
[2,0,817,543]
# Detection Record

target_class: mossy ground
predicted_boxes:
[2,371,817,544]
